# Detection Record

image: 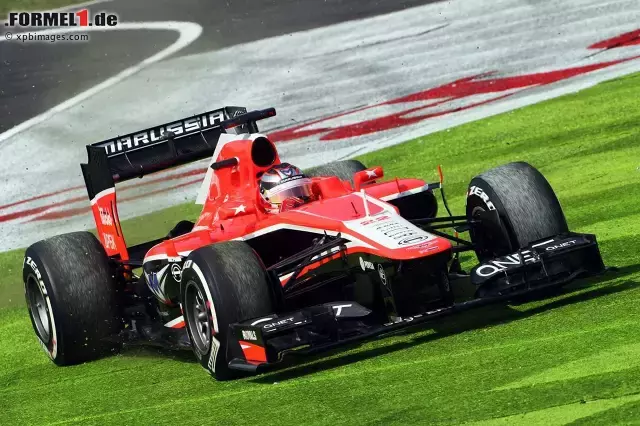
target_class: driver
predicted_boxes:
[258,163,314,213]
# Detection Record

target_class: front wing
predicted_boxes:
[226,231,606,373]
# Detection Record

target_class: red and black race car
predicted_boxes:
[22,107,606,380]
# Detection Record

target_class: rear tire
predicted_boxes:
[180,241,273,380]
[466,162,568,261]
[23,232,122,366]
[305,160,367,185]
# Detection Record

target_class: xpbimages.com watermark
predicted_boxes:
[4,32,90,42]
[3,9,119,43]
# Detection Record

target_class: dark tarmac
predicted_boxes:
[0,0,444,133]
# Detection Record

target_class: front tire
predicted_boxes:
[23,232,122,366]
[466,162,568,261]
[181,241,273,380]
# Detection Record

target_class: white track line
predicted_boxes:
[55,0,114,11]
[0,21,203,143]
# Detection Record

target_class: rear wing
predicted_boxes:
[81,106,277,196]
[80,106,276,259]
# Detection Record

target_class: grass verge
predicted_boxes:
[1,72,639,425]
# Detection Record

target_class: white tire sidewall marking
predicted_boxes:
[24,256,58,360]
[188,262,221,373]
[468,185,497,212]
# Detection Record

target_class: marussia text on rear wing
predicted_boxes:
[81,106,276,195]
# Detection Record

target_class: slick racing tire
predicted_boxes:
[305,159,367,186]
[23,232,122,366]
[180,241,273,381]
[466,161,568,261]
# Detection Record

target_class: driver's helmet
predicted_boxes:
[258,163,313,213]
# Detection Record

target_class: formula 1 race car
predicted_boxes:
[22,107,606,380]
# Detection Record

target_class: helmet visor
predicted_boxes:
[263,177,313,205]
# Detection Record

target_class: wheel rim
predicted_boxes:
[26,275,51,343]
[184,280,211,355]
[471,205,511,259]
[471,206,492,258]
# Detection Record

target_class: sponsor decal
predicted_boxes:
[382,309,450,327]
[208,336,221,372]
[370,217,430,246]
[360,215,391,226]
[408,241,439,253]
[359,257,375,271]
[24,257,57,359]
[468,186,496,210]
[5,10,118,28]
[276,175,306,187]
[545,240,577,251]
[263,317,295,330]
[242,330,257,341]
[250,317,274,326]
[100,110,225,156]
[280,166,297,177]
[145,264,170,303]
[398,235,430,246]
[102,233,117,251]
[171,264,183,282]
[146,272,161,297]
[378,264,388,286]
[418,247,438,254]
[475,250,538,278]
[183,260,193,270]
[331,304,352,317]
[98,207,113,226]
[475,238,580,278]
[326,302,372,318]
[24,257,45,294]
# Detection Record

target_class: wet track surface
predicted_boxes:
[0,0,444,133]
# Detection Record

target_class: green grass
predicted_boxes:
[2,72,640,425]
[1,0,86,16]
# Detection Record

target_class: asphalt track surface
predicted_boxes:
[1,0,640,251]
[0,0,444,133]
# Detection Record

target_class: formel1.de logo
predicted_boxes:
[5,10,118,28]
